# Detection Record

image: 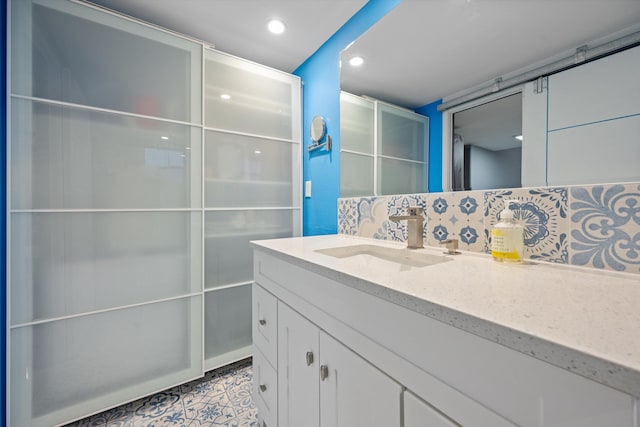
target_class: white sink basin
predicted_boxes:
[315,244,452,268]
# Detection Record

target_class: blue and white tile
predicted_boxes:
[386,194,428,243]
[569,183,640,273]
[356,196,389,240]
[132,390,184,423]
[426,191,485,251]
[484,187,569,263]
[337,198,357,235]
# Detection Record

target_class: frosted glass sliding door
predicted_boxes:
[339,92,429,197]
[204,209,295,288]
[10,98,202,210]
[204,131,297,208]
[10,297,202,427]
[8,0,204,425]
[11,0,202,124]
[8,1,302,425]
[377,102,429,195]
[11,211,201,324]
[203,49,301,370]
[204,285,253,367]
[340,92,375,197]
[204,50,300,140]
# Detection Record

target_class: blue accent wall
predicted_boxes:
[1,0,7,420]
[416,99,443,192]
[293,0,401,236]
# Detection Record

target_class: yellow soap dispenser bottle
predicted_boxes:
[491,199,524,262]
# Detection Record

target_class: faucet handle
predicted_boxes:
[439,238,460,255]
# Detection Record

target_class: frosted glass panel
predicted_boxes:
[11,99,201,209]
[205,210,293,288]
[378,158,427,195]
[204,131,295,207]
[204,285,252,361]
[11,0,201,123]
[204,50,300,140]
[378,105,428,161]
[341,152,374,197]
[10,296,202,427]
[11,212,201,324]
[340,92,374,154]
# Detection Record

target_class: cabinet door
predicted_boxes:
[319,331,401,427]
[278,303,320,427]
[404,391,459,427]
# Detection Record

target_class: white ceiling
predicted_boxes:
[341,0,640,109]
[87,0,368,72]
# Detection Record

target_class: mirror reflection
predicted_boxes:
[452,92,522,191]
[340,1,640,196]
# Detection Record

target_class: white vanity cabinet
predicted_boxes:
[253,243,639,427]
[404,391,458,427]
[277,302,401,427]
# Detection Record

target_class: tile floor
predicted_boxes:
[65,358,256,427]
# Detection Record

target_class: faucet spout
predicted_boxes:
[389,207,424,249]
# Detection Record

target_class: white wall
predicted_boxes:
[469,146,522,190]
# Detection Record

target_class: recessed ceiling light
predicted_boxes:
[161,136,169,140]
[514,135,523,141]
[220,94,231,100]
[254,150,262,155]
[349,56,364,67]
[268,19,286,35]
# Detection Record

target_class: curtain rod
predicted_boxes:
[437,31,640,112]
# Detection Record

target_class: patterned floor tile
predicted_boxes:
[64,359,256,427]
[484,187,569,263]
[569,183,640,273]
[426,191,485,251]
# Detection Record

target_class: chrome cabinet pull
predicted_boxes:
[320,364,329,381]
[258,319,266,326]
[259,384,267,392]
[306,351,314,366]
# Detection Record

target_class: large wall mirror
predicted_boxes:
[340,0,640,195]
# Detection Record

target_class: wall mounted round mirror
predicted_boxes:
[310,115,326,142]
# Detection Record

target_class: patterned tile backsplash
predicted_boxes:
[338,182,640,274]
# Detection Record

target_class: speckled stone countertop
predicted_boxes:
[252,234,640,398]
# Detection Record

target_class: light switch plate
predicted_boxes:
[305,181,312,198]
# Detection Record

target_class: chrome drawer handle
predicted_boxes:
[259,384,267,392]
[259,319,267,326]
[320,364,329,381]
[306,351,314,366]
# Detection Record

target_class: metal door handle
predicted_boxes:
[259,319,266,326]
[306,351,314,366]
[320,364,329,381]
[259,384,267,392]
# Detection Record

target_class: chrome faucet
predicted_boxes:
[389,207,424,249]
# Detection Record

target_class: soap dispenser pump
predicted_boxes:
[491,199,524,262]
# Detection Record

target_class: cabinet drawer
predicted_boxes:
[405,390,458,427]
[253,348,278,427]
[252,284,277,367]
